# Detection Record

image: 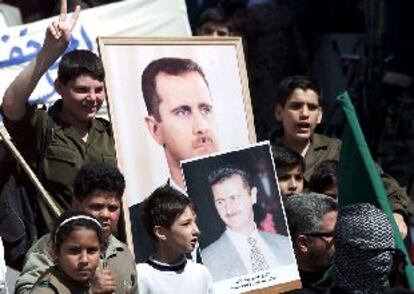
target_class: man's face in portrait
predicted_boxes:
[211,174,257,235]
[146,71,219,167]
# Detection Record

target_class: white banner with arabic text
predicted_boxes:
[0,0,190,110]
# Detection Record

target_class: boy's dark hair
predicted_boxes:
[275,75,322,107]
[52,210,104,252]
[273,146,305,174]
[309,160,338,195]
[73,163,125,202]
[58,49,105,85]
[141,186,194,241]
[141,57,208,121]
[208,165,252,191]
[198,7,232,30]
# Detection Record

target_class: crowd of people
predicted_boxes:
[0,0,413,293]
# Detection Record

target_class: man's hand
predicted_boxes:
[90,267,116,294]
[393,212,408,239]
[43,0,80,51]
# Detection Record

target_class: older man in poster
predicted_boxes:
[129,57,220,262]
[202,165,295,282]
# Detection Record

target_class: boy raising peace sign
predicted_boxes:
[1,0,117,229]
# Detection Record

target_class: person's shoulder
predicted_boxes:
[92,116,114,138]
[202,234,227,253]
[106,234,134,259]
[29,233,53,258]
[31,269,59,294]
[185,259,212,278]
[136,261,152,271]
[188,259,209,271]
[201,233,230,263]
[136,261,157,280]
[312,133,341,148]
[31,281,59,294]
[107,234,126,248]
[95,117,112,130]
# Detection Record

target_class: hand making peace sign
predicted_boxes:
[44,0,81,51]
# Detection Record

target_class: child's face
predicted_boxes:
[275,89,322,144]
[164,206,200,255]
[56,227,101,283]
[74,192,121,239]
[277,166,304,198]
[57,74,105,124]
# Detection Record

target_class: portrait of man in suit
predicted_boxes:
[201,164,296,282]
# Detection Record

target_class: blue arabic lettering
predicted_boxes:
[19,28,28,37]
[1,34,10,43]
[0,25,93,69]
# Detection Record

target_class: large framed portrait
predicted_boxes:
[98,37,256,262]
[181,142,300,293]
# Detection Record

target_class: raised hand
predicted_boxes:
[44,0,81,51]
[1,0,81,121]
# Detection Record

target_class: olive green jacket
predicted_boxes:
[31,266,91,294]
[3,100,117,223]
[15,234,137,294]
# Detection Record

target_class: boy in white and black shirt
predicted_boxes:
[137,186,213,294]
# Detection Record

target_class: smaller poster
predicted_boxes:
[181,141,301,293]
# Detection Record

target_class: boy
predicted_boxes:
[308,160,339,198]
[273,145,305,198]
[138,186,213,293]
[196,7,232,37]
[0,0,116,226]
[15,163,137,294]
[273,75,412,238]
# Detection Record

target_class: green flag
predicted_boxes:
[337,91,414,288]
